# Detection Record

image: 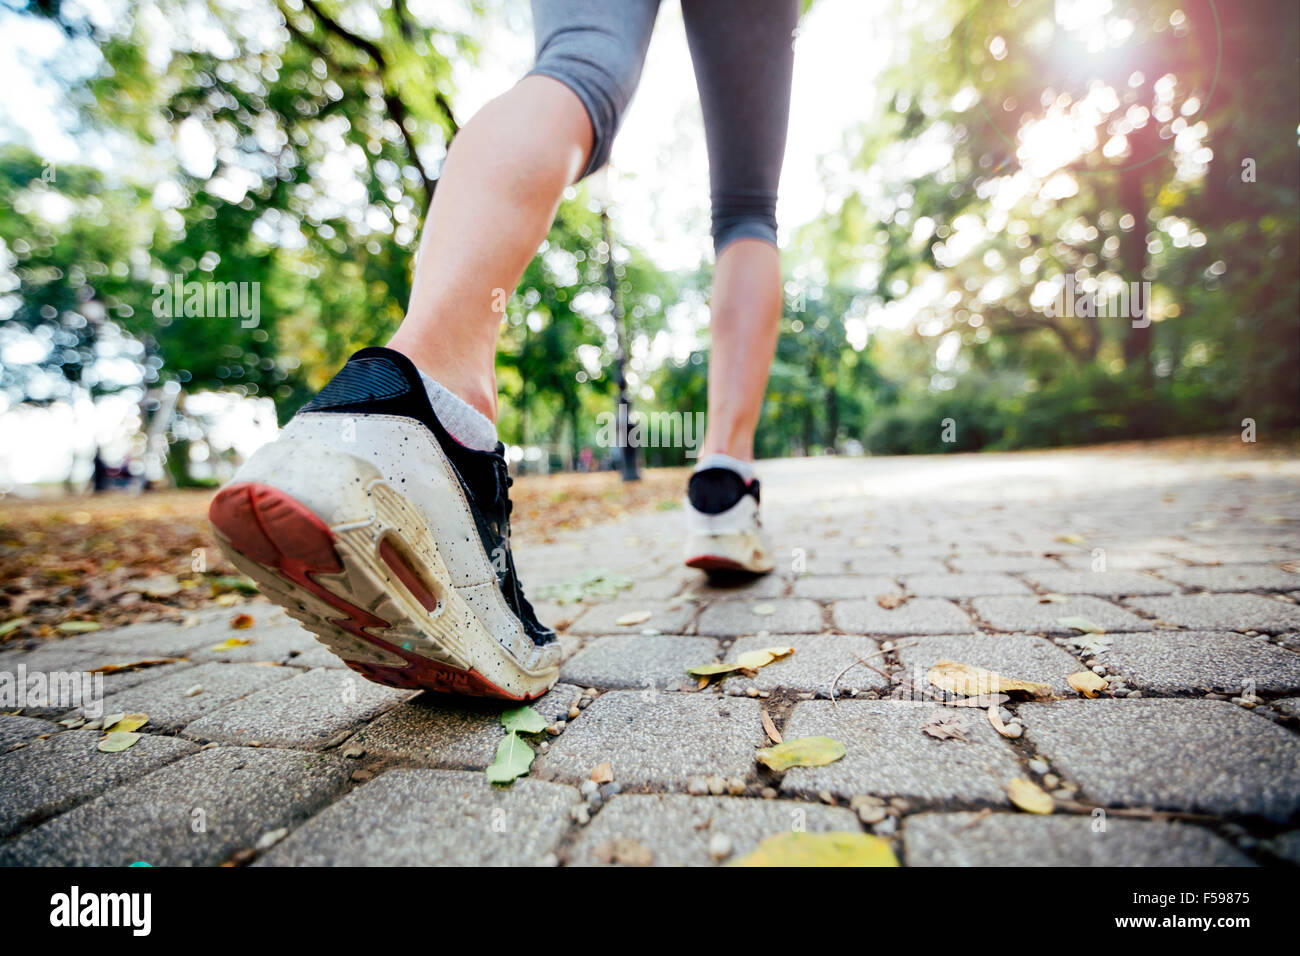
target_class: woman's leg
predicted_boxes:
[388,0,660,422]
[681,0,798,461]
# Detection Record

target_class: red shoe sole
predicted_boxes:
[685,554,750,573]
[209,482,537,700]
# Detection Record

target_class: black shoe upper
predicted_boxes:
[301,347,554,646]
[687,467,760,514]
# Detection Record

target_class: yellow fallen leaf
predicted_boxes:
[1053,533,1085,545]
[103,713,148,734]
[928,660,1051,699]
[1058,616,1106,634]
[752,603,776,616]
[98,731,141,753]
[1067,670,1108,698]
[1007,777,1054,815]
[687,646,793,679]
[755,736,845,771]
[731,831,898,867]
[213,593,242,607]
[210,637,254,651]
[614,611,652,627]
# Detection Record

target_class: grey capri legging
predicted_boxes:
[528,0,798,252]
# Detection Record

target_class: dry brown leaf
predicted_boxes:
[1067,670,1108,698]
[589,761,614,784]
[88,657,182,675]
[876,593,906,610]
[986,704,1018,739]
[760,708,783,745]
[921,714,969,741]
[229,614,255,630]
[928,659,1051,699]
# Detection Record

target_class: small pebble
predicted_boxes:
[890,797,910,812]
[183,684,203,698]
[571,805,590,824]
[584,687,598,697]
[1028,758,1050,775]
[726,777,746,795]
[547,721,565,735]
[1128,691,1142,698]
[760,787,778,799]
[708,833,733,862]
[579,780,598,796]
[706,775,727,796]
[686,776,709,796]
[568,706,580,719]
[254,827,288,851]
[341,745,365,759]
[745,687,759,698]
[1043,773,1060,789]
[856,805,887,825]
[1001,722,1023,739]
[819,790,836,805]
[600,781,621,798]
[1091,665,1106,676]
[350,769,373,783]
[874,816,899,836]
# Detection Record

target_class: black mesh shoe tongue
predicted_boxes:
[688,468,755,514]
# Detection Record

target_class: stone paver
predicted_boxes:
[903,813,1252,866]
[0,747,349,866]
[1126,594,1300,633]
[348,683,584,769]
[561,635,718,691]
[831,598,975,635]
[1099,631,1300,695]
[792,575,900,600]
[695,599,823,636]
[895,633,1085,696]
[723,633,887,694]
[778,700,1022,805]
[6,449,1300,866]
[1155,565,1300,592]
[565,794,861,866]
[259,769,579,866]
[902,573,1031,598]
[0,730,197,836]
[972,595,1149,634]
[1024,569,1177,596]
[0,714,58,751]
[533,690,765,789]
[1021,699,1300,822]
[182,668,410,750]
[73,661,294,732]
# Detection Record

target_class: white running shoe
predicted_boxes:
[207,347,560,700]
[683,465,775,576]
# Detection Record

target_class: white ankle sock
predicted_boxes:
[694,452,754,482]
[417,371,499,452]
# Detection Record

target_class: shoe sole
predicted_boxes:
[685,531,774,577]
[209,480,556,700]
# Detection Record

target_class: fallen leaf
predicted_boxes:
[1037,593,1070,604]
[103,713,149,734]
[928,660,1051,699]
[213,594,242,607]
[97,731,141,753]
[752,603,776,616]
[986,704,1017,739]
[1053,533,1085,545]
[1058,616,1106,634]
[1067,670,1108,698]
[210,637,253,651]
[89,658,182,675]
[229,614,255,630]
[921,714,969,741]
[760,708,783,745]
[485,732,534,784]
[755,736,845,772]
[876,593,906,610]
[207,575,259,595]
[731,831,898,867]
[57,620,101,633]
[1007,777,1054,815]
[0,617,31,637]
[590,761,614,784]
[687,646,793,679]
[614,611,652,627]
[500,705,547,734]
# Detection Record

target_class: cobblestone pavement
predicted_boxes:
[3,447,1300,866]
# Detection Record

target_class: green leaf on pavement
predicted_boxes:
[98,731,142,753]
[485,731,535,784]
[500,705,547,734]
